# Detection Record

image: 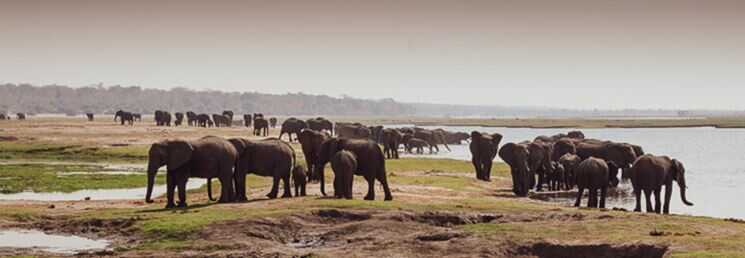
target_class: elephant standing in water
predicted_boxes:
[279,117,308,142]
[574,157,610,208]
[381,128,403,159]
[630,154,693,214]
[414,129,451,153]
[230,138,296,200]
[145,136,237,208]
[469,131,503,181]
[315,138,392,201]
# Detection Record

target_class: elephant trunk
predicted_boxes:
[677,178,694,206]
[145,161,158,203]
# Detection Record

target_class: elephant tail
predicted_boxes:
[207,178,216,201]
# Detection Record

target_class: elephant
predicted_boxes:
[298,129,330,182]
[269,117,278,128]
[499,142,532,197]
[469,131,503,181]
[222,110,234,122]
[292,165,307,197]
[630,154,693,214]
[212,114,231,127]
[315,138,392,201]
[567,130,585,139]
[528,140,553,192]
[551,138,577,162]
[331,150,356,199]
[414,129,451,153]
[133,113,142,121]
[253,113,264,121]
[438,129,470,145]
[230,137,295,200]
[381,128,403,159]
[253,118,269,136]
[207,120,214,127]
[86,113,94,121]
[145,136,237,208]
[574,157,610,208]
[186,111,197,126]
[548,162,565,191]
[335,123,371,139]
[174,112,184,126]
[114,110,134,125]
[243,114,252,127]
[16,113,25,120]
[280,117,308,142]
[196,113,212,127]
[558,153,582,190]
[406,138,429,154]
[154,110,171,126]
[307,117,334,134]
[576,140,638,187]
[368,125,384,143]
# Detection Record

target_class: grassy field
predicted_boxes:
[0,117,743,257]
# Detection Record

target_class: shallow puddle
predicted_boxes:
[0,179,206,201]
[0,229,110,254]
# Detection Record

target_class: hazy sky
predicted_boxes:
[2,0,745,109]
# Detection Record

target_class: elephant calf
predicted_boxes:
[406,138,429,154]
[293,165,307,197]
[574,157,609,208]
[331,150,356,199]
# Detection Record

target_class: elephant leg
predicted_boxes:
[484,160,493,182]
[663,183,673,214]
[536,171,544,192]
[574,187,584,207]
[588,188,597,208]
[177,178,188,208]
[471,157,482,180]
[166,173,176,208]
[281,174,292,198]
[654,188,662,214]
[599,187,607,209]
[643,189,654,213]
[267,176,280,199]
[364,174,375,201]
[378,171,393,201]
[235,172,248,202]
[633,187,642,212]
[219,176,235,203]
[301,182,306,197]
[295,182,300,197]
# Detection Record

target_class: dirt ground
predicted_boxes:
[0,117,743,257]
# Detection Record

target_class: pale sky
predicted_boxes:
[2,0,745,109]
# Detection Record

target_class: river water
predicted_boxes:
[394,125,745,219]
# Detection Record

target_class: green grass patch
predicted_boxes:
[387,158,510,177]
[0,163,162,193]
[0,141,148,163]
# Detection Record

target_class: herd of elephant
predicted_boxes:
[109,113,692,214]
[471,130,694,214]
[0,113,26,120]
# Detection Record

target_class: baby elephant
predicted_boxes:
[292,165,307,197]
[406,138,429,154]
[574,157,610,208]
[331,150,357,199]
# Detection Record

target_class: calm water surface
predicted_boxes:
[393,125,745,219]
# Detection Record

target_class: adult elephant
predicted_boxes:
[567,130,585,139]
[186,111,197,126]
[253,118,269,136]
[114,110,134,125]
[368,125,384,143]
[576,140,638,187]
[499,142,532,197]
[307,117,333,134]
[438,129,470,145]
[298,129,330,182]
[243,114,252,127]
[145,136,237,208]
[630,154,693,214]
[279,117,308,142]
[469,131,503,181]
[154,110,171,126]
[222,110,234,122]
[315,138,392,201]
[269,117,278,128]
[335,123,371,139]
[230,137,295,200]
[174,112,184,126]
[574,157,610,208]
[196,114,211,127]
[414,129,451,153]
[85,113,94,121]
[528,140,553,192]
[551,138,577,161]
[381,128,403,159]
[212,114,231,127]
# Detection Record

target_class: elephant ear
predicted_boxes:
[671,159,684,179]
[166,140,193,170]
[490,133,503,145]
[498,143,516,166]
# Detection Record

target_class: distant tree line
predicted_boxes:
[0,84,415,116]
